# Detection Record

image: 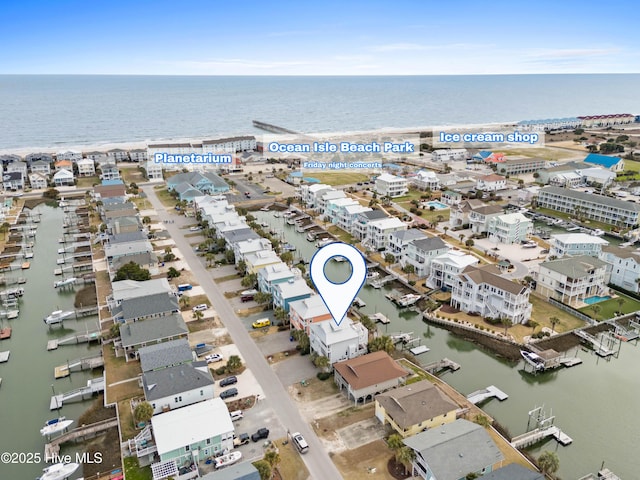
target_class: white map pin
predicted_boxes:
[309,242,366,326]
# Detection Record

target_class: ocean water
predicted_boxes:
[0,74,639,150]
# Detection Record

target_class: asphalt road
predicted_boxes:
[143,185,343,480]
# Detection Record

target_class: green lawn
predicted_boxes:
[327,225,355,244]
[529,294,586,332]
[579,294,640,321]
[76,176,100,188]
[497,147,574,161]
[621,160,640,173]
[305,172,369,185]
[156,188,178,208]
[123,457,152,480]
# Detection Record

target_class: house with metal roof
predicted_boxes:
[476,174,507,192]
[403,419,504,480]
[220,227,261,249]
[583,153,624,172]
[233,238,273,265]
[142,363,214,414]
[138,338,193,373]
[105,239,152,263]
[536,255,608,307]
[375,381,458,438]
[166,171,229,195]
[333,351,408,404]
[309,317,368,365]
[113,292,179,323]
[469,204,504,235]
[100,163,121,181]
[119,313,188,361]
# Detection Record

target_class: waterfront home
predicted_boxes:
[202,135,256,153]
[432,148,468,162]
[324,197,360,225]
[448,199,485,228]
[7,161,27,180]
[487,212,533,244]
[318,189,347,217]
[333,351,408,405]
[166,171,229,195]
[476,173,507,192]
[536,255,608,307]
[363,216,407,251]
[2,171,24,191]
[84,151,109,162]
[108,215,142,235]
[110,252,159,278]
[441,190,463,206]
[93,183,127,199]
[476,464,544,480]
[24,152,53,165]
[107,278,173,310]
[374,381,458,438]
[30,160,51,175]
[288,294,332,333]
[496,158,546,176]
[112,292,179,323]
[147,142,196,159]
[451,264,532,324]
[583,152,624,172]
[100,163,120,181]
[257,262,296,296]
[199,462,261,480]
[76,158,96,177]
[412,170,440,190]
[336,203,372,232]
[101,200,137,218]
[375,173,408,198]
[220,228,260,250]
[426,250,479,290]
[549,233,609,259]
[107,148,129,162]
[138,338,193,373]
[56,150,83,161]
[352,209,389,241]
[403,419,504,480]
[402,236,450,278]
[173,182,204,203]
[272,278,313,312]
[105,239,152,263]
[599,245,640,293]
[233,238,272,266]
[53,168,75,187]
[300,183,333,210]
[578,113,635,127]
[142,363,215,415]
[150,398,234,466]
[244,249,282,274]
[108,230,148,244]
[143,160,163,180]
[53,159,73,173]
[129,149,147,162]
[28,172,48,190]
[309,317,368,365]
[536,186,640,228]
[118,313,188,361]
[468,204,504,235]
[386,228,430,260]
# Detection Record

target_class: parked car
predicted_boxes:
[219,376,238,387]
[219,388,238,399]
[189,226,202,231]
[205,353,223,363]
[540,249,549,254]
[230,410,244,421]
[233,433,250,446]
[292,432,309,454]
[192,303,208,312]
[251,428,270,442]
[252,318,271,329]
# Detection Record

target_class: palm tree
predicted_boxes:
[205,253,215,267]
[616,297,625,314]
[274,307,288,326]
[537,450,560,475]
[179,295,190,310]
[528,320,539,335]
[396,446,415,475]
[368,335,395,354]
[443,225,449,237]
[192,310,204,321]
[402,264,415,282]
[313,355,330,373]
[591,304,601,321]
[387,433,404,452]
[264,450,281,471]
[226,355,243,373]
[501,318,513,335]
[241,273,257,288]
[549,316,560,333]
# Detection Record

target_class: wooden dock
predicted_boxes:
[0,350,9,363]
[466,385,508,404]
[511,425,572,449]
[47,330,101,350]
[50,375,105,409]
[575,330,615,357]
[370,312,391,324]
[44,417,118,461]
[54,354,104,378]
[423,358,460,374]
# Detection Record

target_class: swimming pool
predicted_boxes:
[584,295,611,305]
[425,200,449,210]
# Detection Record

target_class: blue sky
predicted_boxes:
[2,0,639,75]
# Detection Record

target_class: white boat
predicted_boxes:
[332,256,347,262]
[54,277,77,288]
[353,297,366,308]
[366,271,379,279]
[40,417,74,436]
[592,229,605,236]
[24,252,34,259]
[38,462,80,480]
[273,213,281,218]
[214,450,242,469]
[44,310,74,325]
[240,289,259,296]
[315,238,334,248]
[306,232,316,241]
[282,243,296,251]
[397,294,421,307]
[521,350,545,370]
[56,258,66,264]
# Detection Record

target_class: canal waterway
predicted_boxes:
[256,210,640,479]
[0,204,100,479]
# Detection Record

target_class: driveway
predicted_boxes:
[254,330,295,357]
[272,354,317,387]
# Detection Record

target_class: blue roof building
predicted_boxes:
[583,153,624,172]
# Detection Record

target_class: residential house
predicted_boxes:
[100,163,121,181]
[403,419,504,480]
[600,245,640,293]
[548,171,583,188]
[111,252,159,278]
[476,174,507,192]
[375,381,458,438]
[167,171,229,195]
[337,204,372,232]
[76,158,96,177]
[107,278,172,310]
[112,292,179,324]
[352,210,389,241]
[334,351,408,404]
[536,161,584,185]
[387,229,430,260]
[288,294,332,333]
[413,170,440,191]
[138,339,193,373]
[94,183,127,199]
[233,238,273,265]
[54,159,73,173]
[2,172,24,191]
[375,173,408,198]
[403,236,450,278]
[536,255,609,306]
[427,250,479,290]
[487,212,533,244]
[325,197,361,226]
[578,113,635,127]
[272,278,313,312]
[200,462,261,480]
[441,190,463,206]
[318,190,347,217]
[30,160,51,175]
[472,151,503,163]
[549,233,609,259]
[244,249,282,274]
[108,230,148,244]
[364,217,407,251]
[468,204,504,235]
[56,150,82,161]
[536,186,640,228]
[432,149,468,162]
[53,168,75,187]
[142,363,215,415]
[105,239,152,263]
[300,183,333,211]
[29,172,48,190]
[108,215,142,235]
[220,228,260,250]
[107,148,129,162]
[451,265,532,324]
[129,149,148,162]
[24,152,53,165]
[7,161,27,179]
[257,262,296,295]
[144,160,163,180]
[583,153,624,172]
[151,398,234,466]
[119,313,188,361]
[448,199,485,228]
[577,167,616,187]
[476,464,544,480]
[309,317,368,365]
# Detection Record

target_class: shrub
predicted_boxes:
[215,366,227,376]
[317,372,332,381]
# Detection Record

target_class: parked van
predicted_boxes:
[230,410,244,422]
[252,318,271,329]
[177,284,193,292]
[292,432,309,454]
